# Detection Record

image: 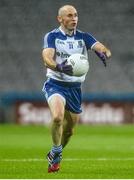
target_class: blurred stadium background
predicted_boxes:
[0,0,134,125]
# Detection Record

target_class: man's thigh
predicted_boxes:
[48,94,65,119]
[63,110,80,129]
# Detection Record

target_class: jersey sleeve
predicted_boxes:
[83,32,98,50]
[43,32,56,49]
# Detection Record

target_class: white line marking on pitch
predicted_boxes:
[0,158,134,162]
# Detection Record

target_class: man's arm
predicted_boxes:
[92,42,111,66]
[92,42,111,58]
[42,48,57,70]
[42,48,73,75]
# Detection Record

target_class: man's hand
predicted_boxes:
[95,51,107,67]
[92,42,111,67]
[56,60,73,76]
[95,49,111,67]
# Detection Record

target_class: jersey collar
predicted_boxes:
[59,26,76,37]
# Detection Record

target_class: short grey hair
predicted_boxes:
[58,5,76,16]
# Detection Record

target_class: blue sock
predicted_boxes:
[50,145,62,156]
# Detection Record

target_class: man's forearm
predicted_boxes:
[93,42,112,58]
[43,57,57,70]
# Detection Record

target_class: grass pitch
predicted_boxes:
[0,124,134,179]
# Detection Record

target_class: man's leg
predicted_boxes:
[47,94,65,172]
[61,110,80,148]
[49,95,65,146]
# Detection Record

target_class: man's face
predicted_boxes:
[58,7,78,31]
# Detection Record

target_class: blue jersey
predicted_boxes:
[43,26,98,82]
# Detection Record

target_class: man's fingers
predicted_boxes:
[105,50,112,58]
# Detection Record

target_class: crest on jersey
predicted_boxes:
[77,40,83,48]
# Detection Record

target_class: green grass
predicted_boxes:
[0,124,134,178]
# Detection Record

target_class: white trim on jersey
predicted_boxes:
[91,41,100,50]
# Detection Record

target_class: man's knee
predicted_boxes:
[53,112,64,124]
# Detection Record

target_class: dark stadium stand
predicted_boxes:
[0,0,134,93]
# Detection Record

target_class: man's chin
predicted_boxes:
[69,27,76,31]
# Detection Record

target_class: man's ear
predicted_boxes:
[57,16,62,23]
